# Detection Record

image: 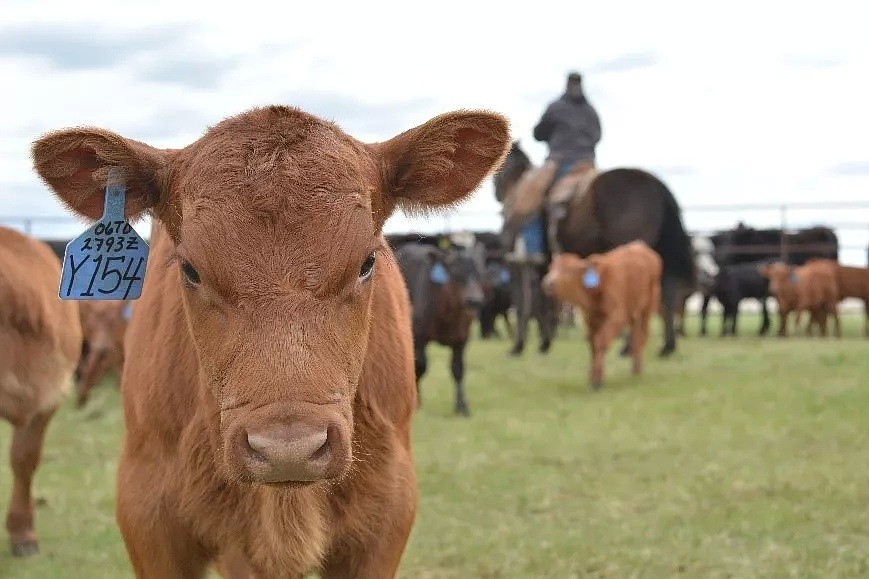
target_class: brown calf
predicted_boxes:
[33,105,509,577]
[542,241,662,389]
[835,265,869,336]
[75,300,130,407]
[0,226,81,556]
[760,260,841,337]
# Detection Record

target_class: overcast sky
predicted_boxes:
[1,0,867,264]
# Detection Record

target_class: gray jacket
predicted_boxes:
[533,94,601,163]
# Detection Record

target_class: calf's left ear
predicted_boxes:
[374,111,510,219]
[31,128,172,221]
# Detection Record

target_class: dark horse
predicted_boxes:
[394,241,485,416]
[493,142,695,356]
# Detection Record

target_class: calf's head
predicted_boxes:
[758,262,797,299]
[542,253,601,310]
[439,247,485,309]
[33,106,509,485]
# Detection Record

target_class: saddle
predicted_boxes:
[548,161,597,207]
[501,160,557,229]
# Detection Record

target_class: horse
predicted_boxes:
[493,142,695,357]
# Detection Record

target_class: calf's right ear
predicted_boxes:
[757,264,771,278]
[374,111,511,221]
[32,128,171,221]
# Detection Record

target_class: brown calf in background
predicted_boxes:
[76,300,130,407]
[760,260,841,337]
[835,265,869,336]
[542,241,661,390]
[0,226,81,556]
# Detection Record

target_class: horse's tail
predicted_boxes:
[655,182,695,286]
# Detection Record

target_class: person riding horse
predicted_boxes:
[520,71,602,259]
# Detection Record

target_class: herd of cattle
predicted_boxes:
[0,105,867,577]
[384,222,867,400]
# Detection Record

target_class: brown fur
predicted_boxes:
[835,265,869,336]
[0,226,82,556]
[32,105,509,578]
[76,300,129,407]
[760,260,841,337]
[542,241,661,389]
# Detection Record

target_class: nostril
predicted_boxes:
[310,436,331,462]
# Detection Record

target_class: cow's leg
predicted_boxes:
[700,294,711,336]
[116,458,210,578]
[537,292,554,354]
[6,409,55,557]
[778,308,789,337]
[76,348,112,408]
[759,298,771,336]
[450,344,470,416]
[658,276,678,357]
[675,297,687,337]
[629,317,649,376]
[830,303,842,339]
[590,319,622,390]
[213,546,254,579]
[413,341,427,408]
[619,330,632,357]
[502,310,514,340]
[814,309,822,336]
[509,266,529,356]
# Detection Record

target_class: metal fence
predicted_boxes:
[2,200,868,266]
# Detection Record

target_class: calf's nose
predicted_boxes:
[242,424,334,483]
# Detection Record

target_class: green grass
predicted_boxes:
[2,314,868,578]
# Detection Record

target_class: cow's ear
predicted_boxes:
[32,128,172,221]
[758,264,771,278]
[374,111,510,219]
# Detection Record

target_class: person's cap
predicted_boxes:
[567,71,583,83]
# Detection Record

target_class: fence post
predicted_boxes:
[779,204,789,263]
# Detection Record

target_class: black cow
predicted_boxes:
[479,259,513,339]
[712,223,838,267]
[393,241,484,417]
[701,262,773,336]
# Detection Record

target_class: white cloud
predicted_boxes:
[1,0,867,264]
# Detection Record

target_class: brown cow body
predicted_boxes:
[75,300,129,407]
[543,241,661,389]
[33,105,509,577]
[0,226,81,556]
[761,260,841,337]
[835,265,869,336]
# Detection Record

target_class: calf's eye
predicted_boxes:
[359,252,376,281]
[180,260,200,286]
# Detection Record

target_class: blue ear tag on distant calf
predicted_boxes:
[582,267,600,289]
[788,272,798,284]
[59,168,149,300]
[122,302,134,320]
[498,268,511,285]
[430,262,449,285]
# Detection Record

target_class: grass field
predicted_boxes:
[1,314,867,578]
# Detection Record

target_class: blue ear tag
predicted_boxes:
[498,268,511,285]
[430,262,449,285]
[122,302,134,320]
[59,168,149,300]
[788,272,798,284]
[582,267,600,289]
